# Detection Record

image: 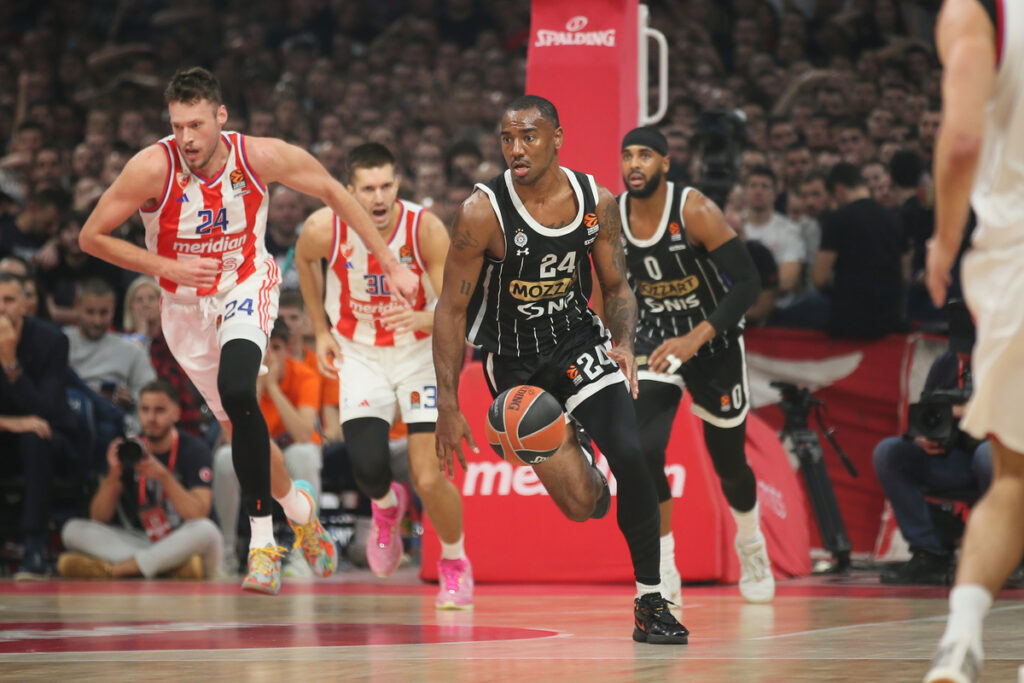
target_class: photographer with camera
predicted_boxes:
[872,304,990,585]
[57,380,222,579]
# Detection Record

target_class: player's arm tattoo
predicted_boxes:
[598,199,637,349]
[459,280,472,296]
[450,212,479,252]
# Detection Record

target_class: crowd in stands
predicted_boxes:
[0,0,960,578]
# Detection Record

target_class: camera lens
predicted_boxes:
[117,439,145,466]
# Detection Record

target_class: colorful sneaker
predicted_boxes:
[241,544,287,595]
[633,592,689,644]
[662,562,683,621]
[436,557,474,610]
[736,532,775,604]
[924,634,982,683]
[287,480,338,578]
[367,482,408,578]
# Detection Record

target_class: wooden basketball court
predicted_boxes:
[1,569,1021,681]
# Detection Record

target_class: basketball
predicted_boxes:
[484,385,566,466]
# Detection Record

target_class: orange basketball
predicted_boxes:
[485,385,565,466]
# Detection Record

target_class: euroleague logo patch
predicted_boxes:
[399,244,414,264]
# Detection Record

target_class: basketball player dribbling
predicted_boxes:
[433,95,688,643]
[79,66,419,595]
[924,1,1024,681]
[295,142,474,609]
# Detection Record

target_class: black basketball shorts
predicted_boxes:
[635,335,750,428]
[482,327,628,417]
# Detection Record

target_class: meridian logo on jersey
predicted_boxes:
[637,276,700,299]
[172,233,247,256]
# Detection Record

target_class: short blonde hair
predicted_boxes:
[122,275,160,332]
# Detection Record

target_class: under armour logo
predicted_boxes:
[176,194,189,203]
[516,248,530,256]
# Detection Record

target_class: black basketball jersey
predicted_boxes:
[465,168,605,357]
[619,182,739,353]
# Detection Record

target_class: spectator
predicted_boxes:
[43,211,124,326]
[862,158,898,211]
[0,271,78,578]
[57,380,221,580]
[212,319,323,575]
[264,186,305,291]
[813,162,904,338]
[122,275,206,437]
[742,166,805,302]
[0,187,67,268]
[65,277,156,411]
[874,347,990,585]
[836,119,874,166]
[277,289,341,443]
[796,171,830,272]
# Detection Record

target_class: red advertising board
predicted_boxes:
[421,361,811,584]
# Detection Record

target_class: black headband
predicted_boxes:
[621,127,668,156]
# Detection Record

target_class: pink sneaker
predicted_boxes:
[436,557,474,610]
[367,483,408,577]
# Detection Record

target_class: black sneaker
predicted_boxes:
[574,427,610,520]
[633,592,689,644]
[880,549,951,586]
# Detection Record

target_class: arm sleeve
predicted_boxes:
[706,237,763,334]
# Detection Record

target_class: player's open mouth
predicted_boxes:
[628,173,646,187]
[372,207,388,219]
[511,162,529,177]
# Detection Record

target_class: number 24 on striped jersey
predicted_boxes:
[195,208,228,235]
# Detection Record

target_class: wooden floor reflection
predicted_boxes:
[0,569,1021,682]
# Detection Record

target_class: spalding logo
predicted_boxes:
[508,386,531,412]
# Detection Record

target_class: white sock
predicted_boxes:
[374,487,398,509]
[660,533,677,575]
[440,534,465,561]
[636,581,660,599]
[275,483,312,525]
[939,584,992,656]
[732,502,761,546]
[249,515,275,549]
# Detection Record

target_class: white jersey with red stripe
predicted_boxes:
[971,0,1024,250]
[324,200,434,347]
[140,131,269,299]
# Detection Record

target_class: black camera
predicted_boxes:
[905,386,971,448]
[693,107,746,208]
[116,437,146,467]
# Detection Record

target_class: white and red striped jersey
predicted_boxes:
[324,200,435,347]
[140,131,269,298]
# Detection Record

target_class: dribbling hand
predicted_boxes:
[435,407,478,477]
[167,257,221,289]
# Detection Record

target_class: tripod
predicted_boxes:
[772,382,855,573]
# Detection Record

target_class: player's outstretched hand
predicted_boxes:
[607,346,639,399]
[167,257,220,289]
[383,262,419,307]
[435,407,477,477]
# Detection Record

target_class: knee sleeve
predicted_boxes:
[217,339,271,515]
[703,420,756,512]
[342,417,393,500]
[635,381,683,503]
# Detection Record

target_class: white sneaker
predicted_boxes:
[662,562,683,620]
[923,634,982,683]
[736,532,775,603]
